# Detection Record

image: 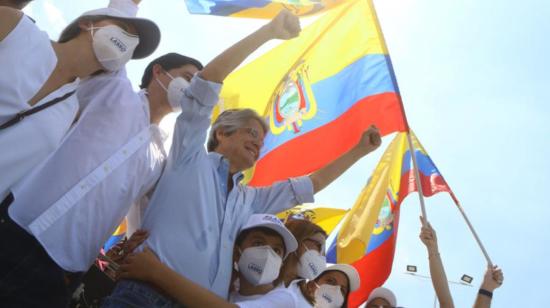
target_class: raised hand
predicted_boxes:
[356,125,382,156]
[265,9,301,40]
[480,265,504,292]
[419,217,439,254]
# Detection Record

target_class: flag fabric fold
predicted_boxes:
[217,0,406,186]
[326,131,457,307]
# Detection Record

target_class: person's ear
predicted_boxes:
[78,19,93,31]
[152,64,165,80]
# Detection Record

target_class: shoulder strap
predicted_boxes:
[0,90,76,130]
[28,126,152,236]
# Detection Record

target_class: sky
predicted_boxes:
[23,0,550,306]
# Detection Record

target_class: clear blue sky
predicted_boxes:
[25,0,549,306]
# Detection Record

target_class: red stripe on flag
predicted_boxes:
[399,170,457,205]
[250,92,406,186]
[348,210,401,308]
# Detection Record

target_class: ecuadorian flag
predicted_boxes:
[326,131,457,307]
[218,0,407,186]
[185,0,347,18]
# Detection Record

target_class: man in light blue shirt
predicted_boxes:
[105,10,382,308]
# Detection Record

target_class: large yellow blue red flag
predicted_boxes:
[326,131,458,307]
[185,0,348,18]
[217,0,407,186]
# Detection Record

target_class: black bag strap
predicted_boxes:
[0,90,76,130]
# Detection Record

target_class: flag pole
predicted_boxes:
[405,132,428,220]
[368,0,428,220]
[454,200,493,266]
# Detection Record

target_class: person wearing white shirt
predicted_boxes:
[126,52,205,236]
[0,5,160,307]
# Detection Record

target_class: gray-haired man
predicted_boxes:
[106,10,382,307]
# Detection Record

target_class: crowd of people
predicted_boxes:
[0,0,503,307]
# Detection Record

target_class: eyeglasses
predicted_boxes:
[241,127,262,140]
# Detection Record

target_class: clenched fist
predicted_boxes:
[355,125,382,156]
[265,9,301,40]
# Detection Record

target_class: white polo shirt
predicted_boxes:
[235,280,313,308]
[9,71,167,272]
[0,14,79,200]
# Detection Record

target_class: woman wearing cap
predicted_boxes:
[275,218,329,287]
[0,4,159,306]
[0,3,158,201]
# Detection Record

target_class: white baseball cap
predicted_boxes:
[240,214,298,258]
[367,287,397,307]
[322,264,360,292]
[59,7,160,59]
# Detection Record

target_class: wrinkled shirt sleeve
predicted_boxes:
[170,75,222,164]
[251,176,314,214]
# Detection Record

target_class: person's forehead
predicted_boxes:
[244,229,283,244]
[167,64,199,81]
[245,118,266,133]
[94,18,137,34]
[322,271,347,285]
[169,64,199,75]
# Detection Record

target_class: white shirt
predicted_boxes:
[9,72,167,272]
[0,15,79,200]
[229,291,264,303]
[235,280,313,308]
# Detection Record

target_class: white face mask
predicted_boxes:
[155,71,190,112]
[314,283,344,308]
[237,246,282,286]
[297,246,326,279]
[89,24,139,72]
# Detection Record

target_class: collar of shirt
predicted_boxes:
[209,152,244,196]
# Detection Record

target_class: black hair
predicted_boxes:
[139,53,203,89]
[235,227,286,257]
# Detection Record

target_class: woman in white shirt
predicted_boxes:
[0,5,159,306]
[0,5,159,200]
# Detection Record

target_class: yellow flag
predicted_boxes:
[336,133,408,264]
